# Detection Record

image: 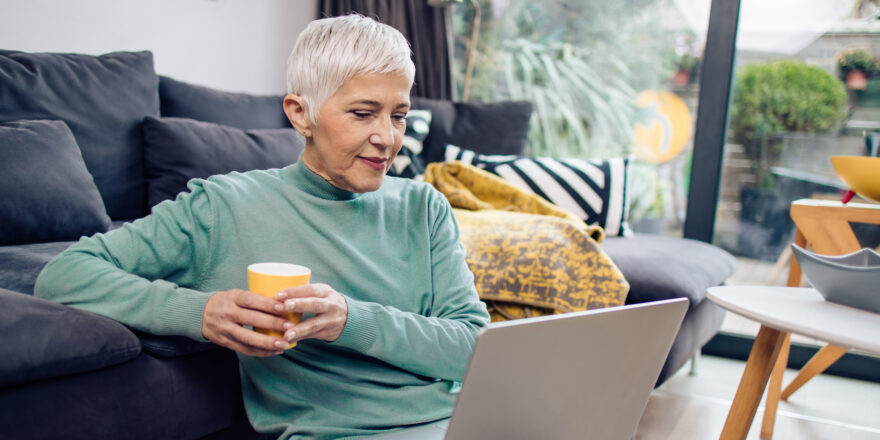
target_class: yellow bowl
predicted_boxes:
[830,155,880,202]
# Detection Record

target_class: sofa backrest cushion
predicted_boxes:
[410,97,533,163]
[0,120,111,245]
[159,75,290,130]
[142,116,304,208]
[444,145,631,237]
[387,109,432,180]
[0,288,141,387]
[0,50,159,220]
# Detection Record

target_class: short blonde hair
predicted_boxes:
[286,14,416,124]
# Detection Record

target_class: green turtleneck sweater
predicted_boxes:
[34,161,489,439]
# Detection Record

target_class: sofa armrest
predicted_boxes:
[0,288,141,387]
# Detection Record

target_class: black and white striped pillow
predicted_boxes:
[388,109,431,179]
[444,145,631,236]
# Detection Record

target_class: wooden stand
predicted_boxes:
[758,199,880,439]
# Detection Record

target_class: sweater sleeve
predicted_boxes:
[33,183,218,342]
[331,191,490,382]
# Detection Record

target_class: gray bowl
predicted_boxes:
[791,244,880,314]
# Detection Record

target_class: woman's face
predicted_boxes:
[287,73,411,193]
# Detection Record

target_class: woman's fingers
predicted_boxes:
[204,285,349,350]
[284,313,345,343]
[279,286,348,343]
[234,303,293,332]
[202,289,290,356]
[235,288,288,314]
[222,321,287,355]
[274,283,333,300]
[212,317,287,356]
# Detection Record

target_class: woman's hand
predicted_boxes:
[274,283,349,344]
[202,289,292,357]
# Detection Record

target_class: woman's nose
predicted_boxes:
[369,117,395,147]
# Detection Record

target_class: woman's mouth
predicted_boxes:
[358,156,387,171]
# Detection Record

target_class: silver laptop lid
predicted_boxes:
[444,298,688,440]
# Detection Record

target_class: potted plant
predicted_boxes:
[729,60,848,260]
[669,31,701,86]
[837,49,876,90]
[672,53,700,86]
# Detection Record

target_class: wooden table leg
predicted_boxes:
[719,326,788,440]
[760,333,791,439]
[781,344,848,400]
[786,229,806,288]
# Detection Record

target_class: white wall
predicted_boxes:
[0,0,318,95]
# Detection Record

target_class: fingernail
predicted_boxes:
[274,292,285,300]
[282,322,294,330]
[274,303,284,312]
[285,300,295,311]
[285,330,296,341]
[274,340,285,349]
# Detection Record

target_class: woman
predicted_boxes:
[35,15,489,439]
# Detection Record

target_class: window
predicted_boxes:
[452,0,712,237]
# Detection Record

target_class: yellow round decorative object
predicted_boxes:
[831,156,880,202]
[633,91,693,163]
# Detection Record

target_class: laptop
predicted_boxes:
[364,297,688,440]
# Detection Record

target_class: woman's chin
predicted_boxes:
[344,176,385,193]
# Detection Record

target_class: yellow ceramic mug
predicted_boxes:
[247,262,311,349]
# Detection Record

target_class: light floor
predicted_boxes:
[635,355,880,439]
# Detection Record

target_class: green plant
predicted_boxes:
[729,60,848,188]
[677,53,700,73]
[451,0,661,158]
[671,30,701,74]
[501,38,642,157]
[627,163,670,222]
[837,49,877,74]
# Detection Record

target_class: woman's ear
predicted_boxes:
[283,94,313,137]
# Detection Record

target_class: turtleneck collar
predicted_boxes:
[285,160,364,201]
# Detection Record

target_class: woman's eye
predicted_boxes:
[352,111,372,118]
[393,113,407,122]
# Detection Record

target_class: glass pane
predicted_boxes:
[451,0,712,237]
[712,0,880,345]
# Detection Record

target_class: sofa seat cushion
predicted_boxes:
[601,234,736,307]
[159,75,289,130]
[0,288,141,387]
[0,50,160,220]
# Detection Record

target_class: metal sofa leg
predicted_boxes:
[689,352,700,376]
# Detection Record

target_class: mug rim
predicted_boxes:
[247,262,311,277]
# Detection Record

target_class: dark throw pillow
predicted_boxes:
[445,145,631,236]
[159,75,289,130]
[142,116,305,207]
[0,288,141,387]
[0,50,160,220]
[410,97,533,164]
[388,109,431,179]
[0,120,111,245]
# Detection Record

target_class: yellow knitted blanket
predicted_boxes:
[424,162,629,321]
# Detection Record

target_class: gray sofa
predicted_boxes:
[0,49,735,439]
